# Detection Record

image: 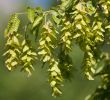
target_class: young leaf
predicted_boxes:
[27,7,35,23]
[32,15,43,28]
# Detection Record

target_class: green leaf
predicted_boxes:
[21,55,27,61]
[39,40,45,45]
[32,15,43,28]
[52,15,61,25]
[5,57,13,63]
[43,55,50,62]
[76,24,82,29]
[46,37,51,42]
[51,71,57,77]
[90,67,95,74]
[52,87,62,97]
[25,67,32,77]
[50,81,56,87]
[81,19,86,26]
[35,6,43,13]
[38,50,47,55]
[75,14,82,20]
[9,50,16,57]
[66,40,71,45]
[23,45,29,52]
[85,72,94,80]
[6,65,12,71]
[76,2,86,13]
[105,25,110,29]
[3,51,9,56]
[50,65,61,74]
[73,33,81,39]
[13,36,19,45]
[22,40,26,46]
[11,61,18,67]
[27,7,35,23]
[51,10,61,25]
[27,56,32,62]
[27,51,37,56]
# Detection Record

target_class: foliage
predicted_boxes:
[3,0,110,99]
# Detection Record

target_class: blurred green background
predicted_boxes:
[0,0,100,100]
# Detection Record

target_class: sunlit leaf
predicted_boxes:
[23,45,29,52]
[27,7,35,23]
[32,15,43,28]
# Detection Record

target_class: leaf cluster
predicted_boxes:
[3,0,110,98]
